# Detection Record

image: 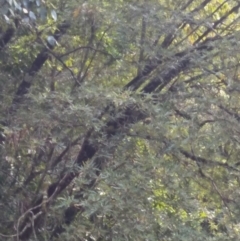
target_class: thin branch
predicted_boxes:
[59,46,114,59]
[180,149,240,173]
[47,47,80,85]
[76,25,112,85]
[137,9,147,75]
[194,1,240,45]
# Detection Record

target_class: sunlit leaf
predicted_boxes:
[29,11,36,21]
[51,9,57,21]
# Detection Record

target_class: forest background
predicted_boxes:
[1,0,240,240]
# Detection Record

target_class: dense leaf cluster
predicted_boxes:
[1,0,240,240]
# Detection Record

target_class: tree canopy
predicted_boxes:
[1,0,240,240]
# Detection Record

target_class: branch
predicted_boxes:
[124,0,212,90]
[218,104,240,122]
[10,21,70,112]
[0,27,15,50]
[180,149,240,173]
[142,35,223,93]
[194,1,240,45]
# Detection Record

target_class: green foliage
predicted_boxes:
[1,0,240,240]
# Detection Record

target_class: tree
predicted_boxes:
[1,0,240,240]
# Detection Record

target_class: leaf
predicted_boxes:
[47,36,57,46]
[7,0,13,6]
[3,14,10,23]
[29,11,36,21]
[8,8,15,16]
[36,0,41,6]
[22,8,28,14]
[13,0,21,10]
[51,9,57,21]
